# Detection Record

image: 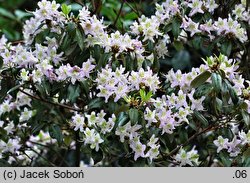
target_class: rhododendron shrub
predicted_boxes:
[0,0,249,167]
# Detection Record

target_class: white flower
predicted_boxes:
[0,100,12,116]
[19,107,34,122]
[86,111,97,127]
[4,139,21,154]
[147,134,159,148]
[115,123,130,142]
[205,0,218,13]
[90,133,104,151]
[181,17,201,37]
[99,114,115,134]
[238,130,250,145]
[146,145,160,163]
[20,69,30,81]
[227,137,241,157]
[174,148,193,166]
[130,15,162,42]
[84,128,103,151]
[130,137,146,161]
[188,0,204,16]
[15,90,32,109]
[79,7,90,21]
[174,146,199,166]
[71,113,85,132]
[4,121,15,135]
[213,136,229,153]
[144,107,157,127]
[188,89,205,111]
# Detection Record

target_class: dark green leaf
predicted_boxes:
[91,149,103,163]
[7,84,23,94]
[14,10,31,20]
[211,73,222,93]
[129,108,139,124]
[31,123,45,135]
[219,151,232,167]
[193,110,208,127]
[173,40,184,51]
[172,17,181,38]
[241,110,250,126]
[0,159,11,167]
[76,28,84,51]
[49,124,63,145]
[116,112,128,127]
[171,50,190,70]
[191,71,211,88]
[88,98,104,110]
[67,85,80,103]
[0,7,16,20]
[221,41,232,57]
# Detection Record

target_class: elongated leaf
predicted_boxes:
[193,110,208,127]
[225,80,239,105]
[211,73,222,93]
[117,112,128,127]
[88,98,104,110]
[31,123,45,135]
[68,85,80,103]
[172,17,181,38]
[191,71,211,88]
[7,84,23,94]
[76,28,84,51]
[241,110,250,126]
[0,7,16,20]
[49,124,63,145]
[129,108,139,124]
[221,41,232,57]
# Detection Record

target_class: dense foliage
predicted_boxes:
[0,0,249,167]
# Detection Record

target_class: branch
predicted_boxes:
[162,118,233,159]
[19,89,83,112]
[113,1,125,27]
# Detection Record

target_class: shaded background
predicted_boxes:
[0,0,159,41]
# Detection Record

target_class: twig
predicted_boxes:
[29,141,70,166]
[29,148,56,167]
[74,0,84,6]
[163,118,233,158]
[75,131,81,167]
[19,89,83,112]
[114,1,125,27]
[124,1,140,16]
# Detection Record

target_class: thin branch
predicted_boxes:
[28,141,70,166]
[124,1,140,16]
[19,89,83,112]
[162,118,233,158]
[114,1,125,27]
[74,0,84,6]
[29,148,56,167]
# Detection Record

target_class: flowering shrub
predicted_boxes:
[0,0,249,167]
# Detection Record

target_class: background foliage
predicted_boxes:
[0,0,249,167]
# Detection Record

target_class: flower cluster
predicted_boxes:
[56,57,95,84]
[116,123,160,162]
[96,66,160,103]
[214,130,250,157]
[173,146,200,166]
[153,0,249,42]
[70,111,116,151]
[23,0,65,43]
[130,15,162,42]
